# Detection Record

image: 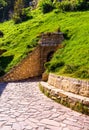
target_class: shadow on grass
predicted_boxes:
[0,55,14,76]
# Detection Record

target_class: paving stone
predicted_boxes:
[26,121,37,128]
[0,126,12,130]
[38,127,45,130]
[60,123,67,127]
[52,108,57,112]
[7,118,16,123]
[0,122,7,127]
[16,122,24,129]
[46,125,62,130]
[55,115,66,122]
[0,79,89,130]
[63,128,70,130]
[40,119,60,127]
[66,117,77,122]
[63,120,83,128]
[16,117,26,122]
[84,123,89,130]
[25,125,33,129]
[12,123,21,130]
[0,109,4,112]
[50,113,59,118]
[29,118,39,123]
[68,125,81,130]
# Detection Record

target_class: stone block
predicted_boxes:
[48,74,89,97]
[42,72,49,82]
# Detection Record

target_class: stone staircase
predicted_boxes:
[40,74,89,115]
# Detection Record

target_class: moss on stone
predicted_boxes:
[39,83,89,115]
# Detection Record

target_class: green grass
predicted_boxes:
[0,8,89,79]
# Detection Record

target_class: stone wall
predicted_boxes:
[40,81,89,115]
[48,73,89,97]
[0,32,64,82]
[0,46,42,82]
[40,45,59,72]
[39,32,64,46]
[39,32,64,72]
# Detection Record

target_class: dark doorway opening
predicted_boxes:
[47,51,54,62]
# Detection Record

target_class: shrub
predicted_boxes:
[76,0,89,11]
[63,29,70,39]
[13,15,22,24]
[39,0,55,13]
[21,8,32,21]
[55,0,77,11]
[63,64,79,74]
[13,8,32,24]
[76,68,89,79]
[42,3,54,13]
[0,30,4,37]
[0,66,5,76]
[45,61,64,72]
[13,0,32,24]
[55,0,89,12]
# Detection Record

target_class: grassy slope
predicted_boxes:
[47,11,89,79]
[0,9,89,79]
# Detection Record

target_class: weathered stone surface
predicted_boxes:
[0,46,42,82]
[40,119,59,126]
[0,78,89,130]
[42,72,49,82]
[0,32,63,82]
[0,126,12,130]
[63,128,70,130]
[39,32,64,46]
[40,81,89,114]
[48,73,89,97]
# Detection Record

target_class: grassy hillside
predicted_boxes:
[45,11,89,80]
[0,8,89,79]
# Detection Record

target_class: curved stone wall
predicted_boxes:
[39,81,89,115]
[48,74,89,97]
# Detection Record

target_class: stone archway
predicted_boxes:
[0,32,64,82]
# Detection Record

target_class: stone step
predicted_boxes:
[39,81,89,115]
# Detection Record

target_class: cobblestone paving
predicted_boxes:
[0,78,89,130]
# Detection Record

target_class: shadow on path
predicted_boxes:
[0,76,41,96]
[0,82,8,96]
[8,76,41,83]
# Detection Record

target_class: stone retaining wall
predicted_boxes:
[48,74,89,97]
[0,32,64,82]
[40,81,89,115]
[0,46,42,82]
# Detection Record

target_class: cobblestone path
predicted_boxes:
[0,78,89,130]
